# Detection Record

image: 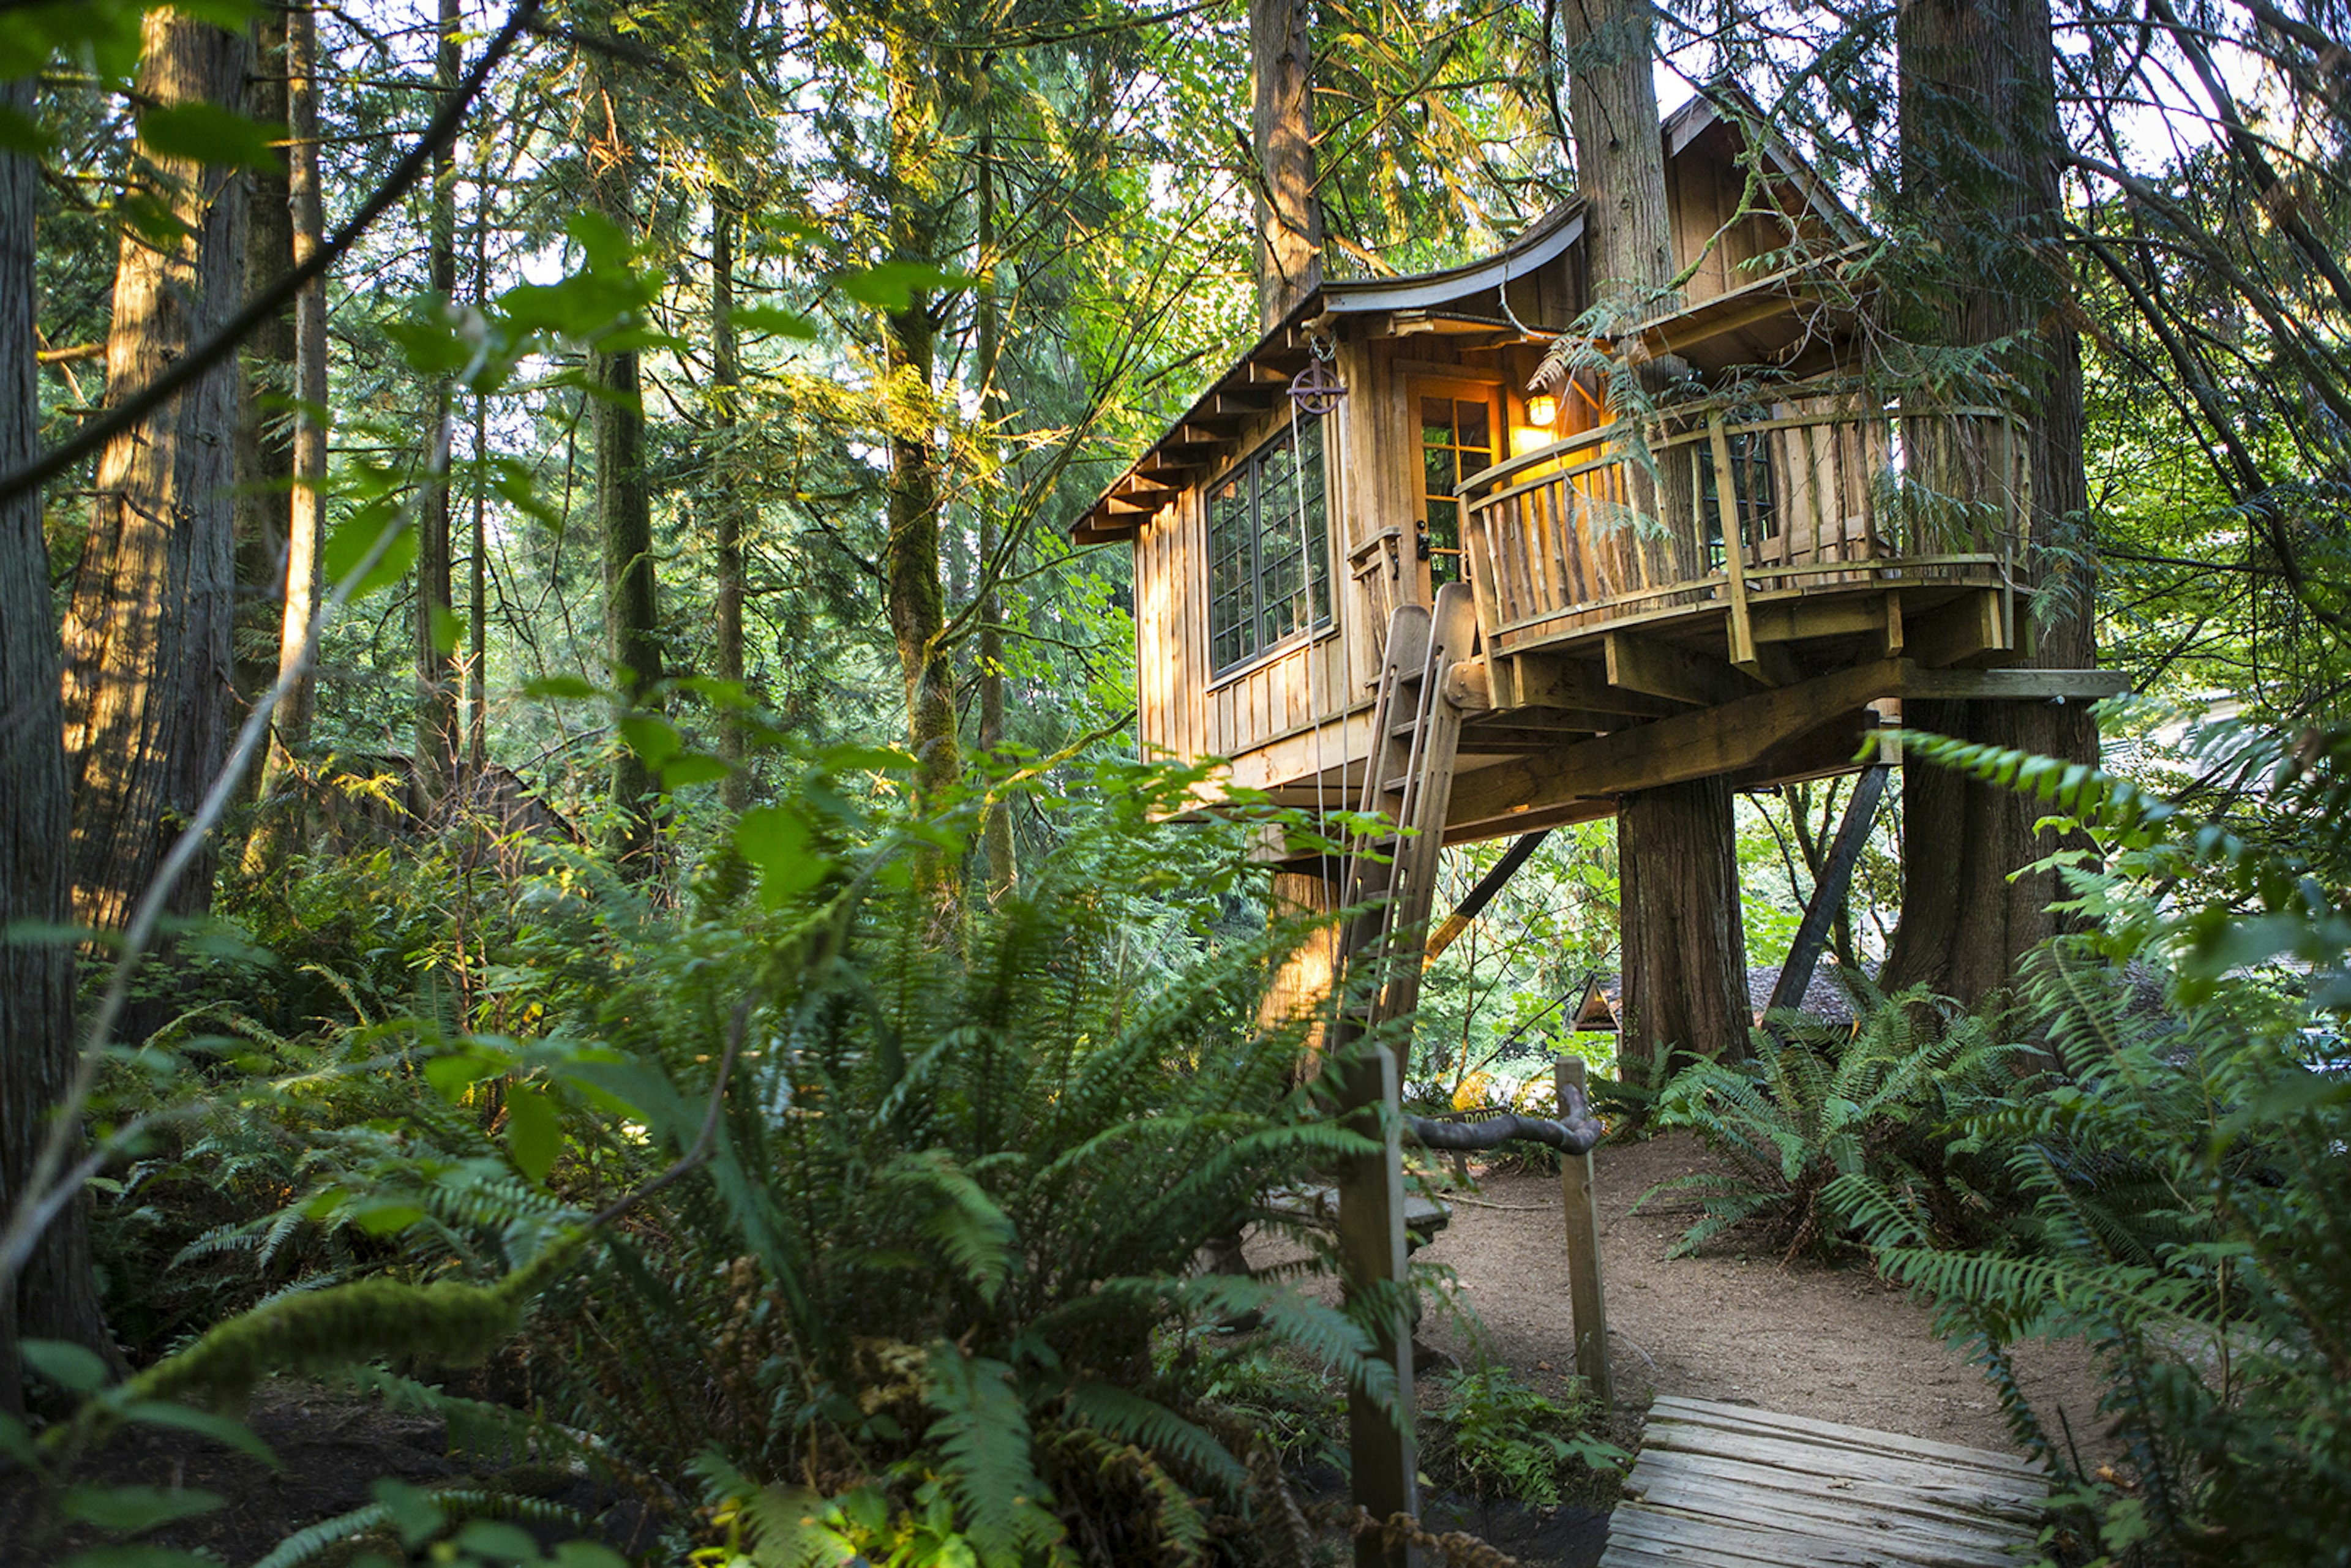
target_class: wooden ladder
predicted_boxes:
[1327,581,1477,1568]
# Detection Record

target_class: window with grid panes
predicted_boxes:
[1206,418,1332,677]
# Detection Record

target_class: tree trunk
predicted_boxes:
[1,73,111,1410]
[244,0,326,874]
[973,106,1012,893]
[413,0,462,814]
[1616,776,1750,1069]
[1250,0,1321,330]
[1562,0,1747,1060]
[62,11,250,958]
[1881,0,2098,1006]
[882,34,958,811]
[710,201,749,814]
[230,3,295,808]
[587,67,664,872]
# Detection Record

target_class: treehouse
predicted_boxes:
[1074,96,2128,846]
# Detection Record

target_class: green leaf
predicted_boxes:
[321,504,417,598]
[619,715,681,768]
[118,1401,277,1465]
[21,1338,109,1393]
[836,262,972,313]
[734,805,830,907]
[455,1519,543,1562]
[0,101,53,156]
[348,1201,427,1237]
[565,210,631,271]
[425,1051,503,1101]
[523,673,600,700]
[430,604,463,658]
[506,1082,561,1184]
[729,305,818,339]
[138,102,283,172]
[0,1411,34,1465]
[61,1484,225,1533]
[373,1479,444,1549]
[659,754,732,789]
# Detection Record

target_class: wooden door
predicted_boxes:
[1411,378,1502,596]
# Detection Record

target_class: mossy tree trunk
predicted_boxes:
[586,53,665,872]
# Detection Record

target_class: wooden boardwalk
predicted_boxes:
[1600,1395,2049,1567]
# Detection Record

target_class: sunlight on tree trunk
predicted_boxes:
[62,11,250,970]
[1250,0,1320,331]
[245,0,329,877]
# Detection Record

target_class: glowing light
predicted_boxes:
[1524,394,1559,427]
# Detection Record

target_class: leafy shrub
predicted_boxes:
[1844,726,2351,1567]
[1417,1366,1622,1510]
[1641,989,2019,1261]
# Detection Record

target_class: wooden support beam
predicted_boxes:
[1425,830,1550,964]
[1605,631,1752,707]
[1442,659,1907,825]
[1245,361,1294,387]
[1905,666,2131,700]
[1745,595,1890,645]
[1767,763,1888,1017]
[1556,1056,1613,1407]
[1207,391,1275,418]
[1512,654,1681,717]
[1905,588,2008,667]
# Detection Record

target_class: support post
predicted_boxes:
[1423,829,1550,966]
[1333,1041,1417,1567]
[1555,1056,1613,1407]
[1768,763,1890,1018]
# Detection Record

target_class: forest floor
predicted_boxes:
[1253,1130,2112,1568]
[1437,1130,2112,1566]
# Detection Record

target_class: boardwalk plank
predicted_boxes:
[1598,1398,2050,1568]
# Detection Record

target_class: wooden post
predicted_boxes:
[1555,1056,1613,1407]
[1333,1041,1417,1568]
[1767,762,1889,1018]
[1709,412,1759,675]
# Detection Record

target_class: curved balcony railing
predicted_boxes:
[1456,389,2030,661]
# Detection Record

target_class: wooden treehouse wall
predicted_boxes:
[1134,111,1844,793]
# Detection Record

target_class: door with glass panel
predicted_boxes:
[1414,381,1498,590]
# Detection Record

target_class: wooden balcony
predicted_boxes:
[1457,388,2030,683]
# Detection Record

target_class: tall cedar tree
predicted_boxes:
[230,3,295,805]
[1251,0,1320,329]
[414,0,462,810]
[584,43,665,871]
[1878,0,2098,1004]
[1562,0,1749,1063]
[246,0,328,872]
[61,13,250,996]
[882,21,958,808]
[1,73,111,1405]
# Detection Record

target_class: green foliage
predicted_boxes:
[1643,989,2019,1262]
[1848,726,2351,1566]
[1417,1365,1623,1510]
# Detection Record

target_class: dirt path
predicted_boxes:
[1411,1131,2110,1460]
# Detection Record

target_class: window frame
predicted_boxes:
[1204,415,1336,684]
